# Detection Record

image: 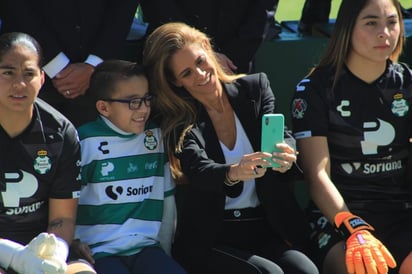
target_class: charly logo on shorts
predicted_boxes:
[144,130,158,150]
[33,149,51,174]
[318,232,331,249]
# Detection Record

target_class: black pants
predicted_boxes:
[209,246,318,274]
[210,216,319,274]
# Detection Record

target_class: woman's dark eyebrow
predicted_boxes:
[360,13,398,20]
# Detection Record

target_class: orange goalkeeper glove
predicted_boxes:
[335,211,397,274]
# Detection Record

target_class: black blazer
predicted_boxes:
[140,0,277,73]
[172,73,311,273]
[0,0,139,126]
[0,0,138,63]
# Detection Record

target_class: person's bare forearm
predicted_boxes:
[48,217,76,245]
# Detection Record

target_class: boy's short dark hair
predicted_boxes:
[88,60,146,102]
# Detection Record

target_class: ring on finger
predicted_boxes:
[66,90,70,95]
[253,167,258,175]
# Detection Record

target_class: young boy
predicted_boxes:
[73,60,186,274]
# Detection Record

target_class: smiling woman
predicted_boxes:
[142,22,318,274]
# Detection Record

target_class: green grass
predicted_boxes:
[275,0,412,22]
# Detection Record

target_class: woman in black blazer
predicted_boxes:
[143,22,318,274]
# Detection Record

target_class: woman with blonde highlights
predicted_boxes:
[143,22,318,274]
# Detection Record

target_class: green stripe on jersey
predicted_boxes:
[76,199,163,225]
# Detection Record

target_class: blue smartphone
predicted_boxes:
[261,114,284,168]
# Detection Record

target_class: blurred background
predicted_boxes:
[275,0,412,21]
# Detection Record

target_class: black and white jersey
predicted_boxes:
[0,98,81,244]
[291,61,412,202]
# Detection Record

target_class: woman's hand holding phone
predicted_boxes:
[260,114,297,173]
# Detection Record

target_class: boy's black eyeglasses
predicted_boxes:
[102,94,153,110]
